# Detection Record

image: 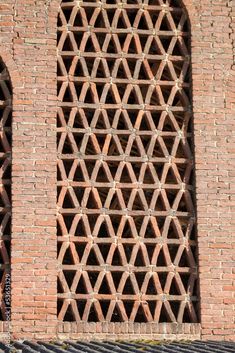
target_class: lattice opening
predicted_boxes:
[0,58,12,321]
[57,0,198,325]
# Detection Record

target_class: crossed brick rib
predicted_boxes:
[57,0,198,324]
[0,59,12,320]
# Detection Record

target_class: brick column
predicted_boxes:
[10,0,58,340]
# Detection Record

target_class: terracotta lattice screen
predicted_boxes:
[0,59,12,320]
[57,0,198,331]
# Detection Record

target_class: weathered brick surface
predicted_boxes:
[0,0,233,342]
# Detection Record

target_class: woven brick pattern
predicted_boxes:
[56,0,198,325]
[0,59,11,320]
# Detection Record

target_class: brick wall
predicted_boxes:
[0,0,233,342]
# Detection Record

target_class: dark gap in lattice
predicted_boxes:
[76,276,88,294]
[64,303,75,321]
[77,300,86,317]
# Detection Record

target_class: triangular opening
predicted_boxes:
[159,303,171,323]
[85,160,96,178]
[132,192,145,211]
[62,35,74,51]
[86,190,99,209]
[109,191,122,210]
[126,8,138,25]
[60,135,74,154]
[107,36,119,53]
[127,88,139,105]
[74,59,87,77]
[64,303,75,321]
[95,60,108,78]
[85,36,96,52]
[97,244,111,262]
[63,270,75,288]
[74,217,87,237]
[62,85,73,102]
[98,275,112,294]
[137,13,149,30]
[182,304,193,323]
[144,219,158,238]
[62,190,75,208]
[73,163,86,182]
[152,139,166,158]
[88,303,99,322]
[178,248,192,267]
[154,193,167,211]
[107,137,121,156]
[62,215,73,233]
[123,244,134,262]
[86,247,100,265]
[134,272,145,290]
[139,113,153,131]
[123,300,134,319]
[111,247,123,266]
[175,139,188,158]
[171,301,181,319]
[145,244,156,262]
[84,86,95,104]
[94,11,106,28]
[172,90,184,107]
[132,216,143,234]
[117,13,128,28]
[112,272,123,290]
[121,188,132,207]
[96,134,107,152]
[123,276,135,294]
[162,114,177,132]
[57,276,64,294]
[127,35,139,54]
[143,165,156,184]
[172,39,185,56]
[85,57,96,76]
[121,219,135,239]
[148,37,163,55]
[105,86,118,104]
[161,63,175,81]
[99,300,110,318]
[76,275,89,294]
[156,247,168,266]
[77,300,86,318]
[97,220,111,238]
[167,219,179,239]
[164,167,179,184]
[110,304,123,322]
[150,87,160,105]
[87,271,99,288]
[96,187,109,206]
[129,139,142,157]
[177,192,189,212]
[120,164,132,183]
[169,276,181,295]
[134,247,146,266]
[135,305,148,322]
[140,135,151,153]
[146,276,158,295]
[159,14,171,31]
[73,10,85,26]
[84,136,98,155]
[116,61,130,79]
